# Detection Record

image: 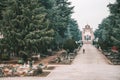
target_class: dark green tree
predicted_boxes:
[0,0,54,56]
[66,19,81,41]
[46,0,74,49]
[0,0,81,58]
[94,0,120,51]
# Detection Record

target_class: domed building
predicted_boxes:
[82,25,94,44]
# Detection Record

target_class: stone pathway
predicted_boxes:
[1,44,120,80]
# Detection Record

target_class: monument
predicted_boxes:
[82,24,94,44]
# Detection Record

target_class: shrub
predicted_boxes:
[1,53,10,60]
[63,39,78,52]
[19,51,28,62]
[18,59,24,64]
[33,66,43,76]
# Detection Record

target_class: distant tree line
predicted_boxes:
[94,0,120,51]
[0,0,81,57]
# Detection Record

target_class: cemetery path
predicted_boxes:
[1,44,120,80]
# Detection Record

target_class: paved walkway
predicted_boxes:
[1,44,120,80]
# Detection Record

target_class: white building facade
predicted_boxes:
[82,25,94,44]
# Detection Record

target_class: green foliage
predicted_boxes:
[65,19,81,41]
[94,0,120,51]
[0,0,81,56]
[1,54,10,60]
[0,0,54,54]
[47,0,75,49]
[33,66,43,75]
[18,58,24,64]
[63,39,78,52]
[0,0,7,20]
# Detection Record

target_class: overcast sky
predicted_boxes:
[68,0,115,31]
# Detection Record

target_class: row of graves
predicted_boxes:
[0,52,53,77]
[0,49,80,77]
[49,49,79,64]
[0,61,47,77]
[99,46,120,65]
[0,52,47,77]
[103,51,120,65]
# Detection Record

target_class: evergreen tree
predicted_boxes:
[0,0,8,19]
[66,19,81,41]
[0,0,81,57]
[94,0,120,51]
[108,0,120,48]
[46,0,74,49]
[0,0,54,55]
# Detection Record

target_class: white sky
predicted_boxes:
[68,0,115,31]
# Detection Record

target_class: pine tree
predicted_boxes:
[0,0,54,55]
